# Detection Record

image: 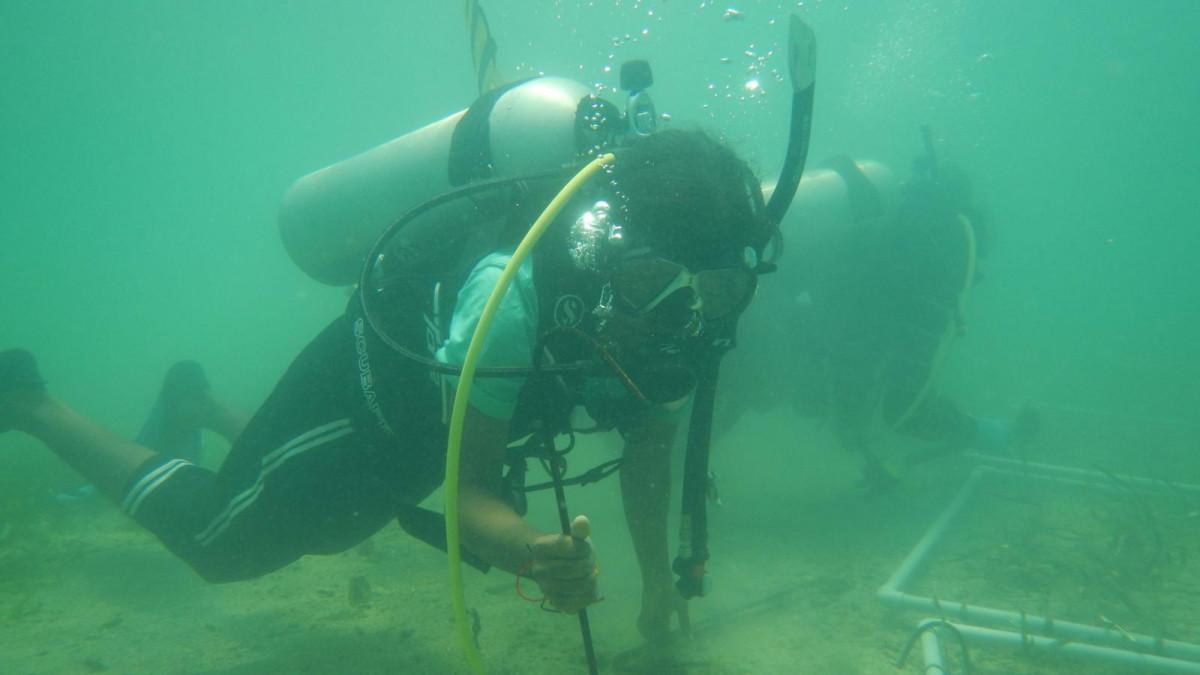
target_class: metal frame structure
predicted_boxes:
[880,453,1200,674]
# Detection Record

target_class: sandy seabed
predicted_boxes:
[2,409,1196,675]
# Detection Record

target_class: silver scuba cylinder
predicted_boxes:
[755,158,899,308]
[764,159,899,253]
[719,158,899,421]
[279,77,611,286]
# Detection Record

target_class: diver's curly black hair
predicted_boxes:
[611,130,766,268]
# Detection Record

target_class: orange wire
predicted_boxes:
[515,561,544,603]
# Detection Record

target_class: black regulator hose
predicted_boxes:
[673,347,724,598]
[674,15,816,601]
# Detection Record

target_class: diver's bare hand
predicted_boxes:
[529,527,598,614]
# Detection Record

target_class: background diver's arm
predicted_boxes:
[456,404,597,612]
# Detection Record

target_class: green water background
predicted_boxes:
[3,1,1197,449]
[2,0,1198,670]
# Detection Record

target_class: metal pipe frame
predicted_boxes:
[918,620,1200,675]
[880,460,1200,671]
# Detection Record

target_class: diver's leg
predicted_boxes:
[911,400,1039,454]
[125,314,401,581]
[834,424,897,492]
[13,393,159,503]
[824,336,899,490]
[52,360,251,503]
[126,412,396,582]
[889,395,975,448]
[1,350,153,500]
[890,395,1013,465]
[3,314,400,582]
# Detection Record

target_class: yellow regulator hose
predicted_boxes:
[444,153,615,674]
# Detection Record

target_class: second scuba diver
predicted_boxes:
[720,137,1038,490]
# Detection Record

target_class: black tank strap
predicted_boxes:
[447,77,536,186]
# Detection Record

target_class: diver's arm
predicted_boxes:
[457,405,539,572]
[620,413,687,638]
[457,405,597,612]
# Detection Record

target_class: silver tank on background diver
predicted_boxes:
[761,159,899,265]
[278,77,620,286]
[751,159,899,328]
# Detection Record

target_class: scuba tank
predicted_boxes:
[724,158,899,465]
[279,77,622,286]
[755,157,899,310]
[765,158,899,251]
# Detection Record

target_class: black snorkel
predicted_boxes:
[763,16,818,229]
[672,15,817,602]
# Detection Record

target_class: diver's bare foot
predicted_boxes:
[637,584,691,645]
[0,349,48,433]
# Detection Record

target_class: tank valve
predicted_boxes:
[620,60,657,137]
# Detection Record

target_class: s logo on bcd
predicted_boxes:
[553,294,586,327]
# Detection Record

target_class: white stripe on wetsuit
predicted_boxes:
[193,418,354,547]
[258,418,352,469]
[123,458,193,517]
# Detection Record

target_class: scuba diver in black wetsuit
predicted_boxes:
[720,132,1038,490]
[0,75,780,644]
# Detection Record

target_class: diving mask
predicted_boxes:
[610,256,757,320]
